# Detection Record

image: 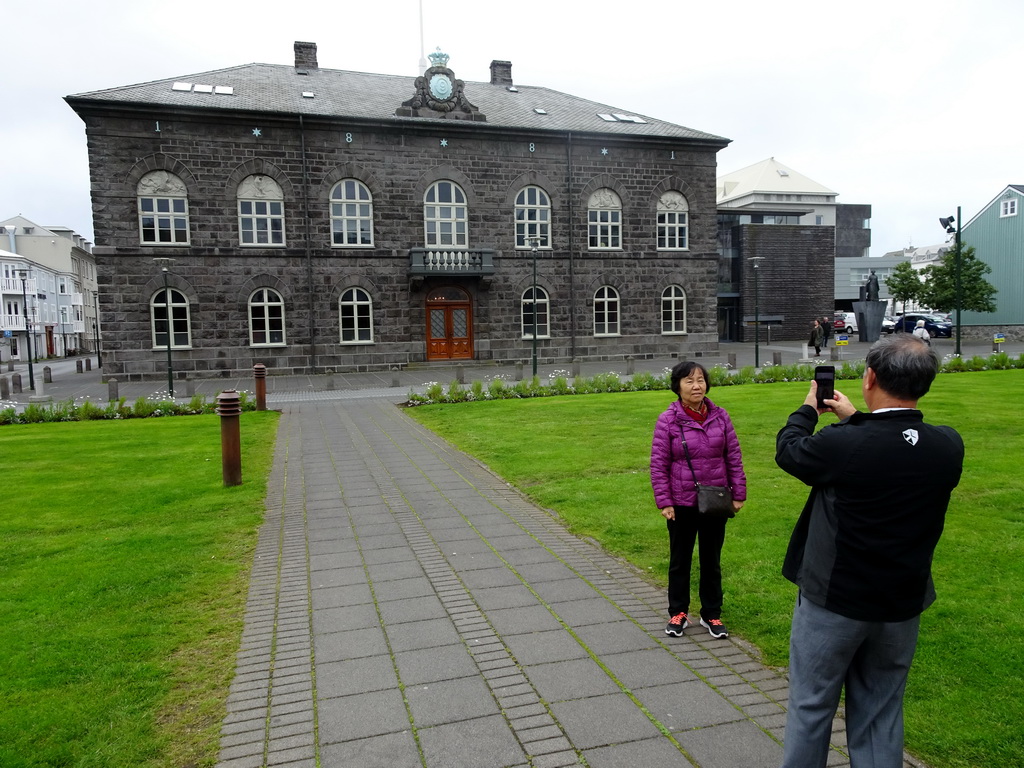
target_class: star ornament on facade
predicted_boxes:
[252,128,262,137]
[440,138,448,147]
[601,148,608,155]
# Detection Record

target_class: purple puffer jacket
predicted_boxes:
[650,398,747,509]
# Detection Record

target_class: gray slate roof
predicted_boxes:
[67,62,728,144]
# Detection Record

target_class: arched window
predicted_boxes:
[330,180,374,247]
[661,285,687,334]
[657,192,689,250]
[424,181,468,247]
[340,287,373,343]
[238,176,285,246]
[521,286,550,339]
[588,189,621,250]
[138,171,189,244]
[249,288,286,346]
[151,288,191,348]
[594,286,620,336]
[515,186,551,249]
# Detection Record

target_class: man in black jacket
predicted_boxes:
[775,334,964,767]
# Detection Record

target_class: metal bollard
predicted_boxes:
[830,347,840,362]
[43,366,52,384]
[76,359,84,374]
[6,360,12,372]
[85,358,92,372]
[456,364,465,384]
[773,351,782,366]
[391,367,400,388]
[728,353,737,369]
[253,364,267,411]
[12,373,21,394]
[515,361,523,381]
[626,355,635,375]
[108,378,119,402]
[572,358,580,378]
[185,379,196,397]
[216,390,243,487]
[0,375,8,400]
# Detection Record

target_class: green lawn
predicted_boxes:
[0,413,279,768]
[408,370,1024,768]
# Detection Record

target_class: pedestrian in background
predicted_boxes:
[650,361,747,639]
[775,334,964,767]
[808,319,824,356]
[913,318,931,345]
[820,316,832,348]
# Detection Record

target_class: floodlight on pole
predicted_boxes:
[938,209,962,356]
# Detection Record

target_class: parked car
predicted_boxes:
[892,313,953,338]
[833,312,858,334]
[882,316,896,334]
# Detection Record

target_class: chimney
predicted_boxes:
[490,60,513,87]
[294,41,318,71]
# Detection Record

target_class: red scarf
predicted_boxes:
[682,401,708,423]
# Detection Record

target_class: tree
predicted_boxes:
[919,244,997,314]
[884,261,923,318]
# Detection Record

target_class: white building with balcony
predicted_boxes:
[1,217,97,362]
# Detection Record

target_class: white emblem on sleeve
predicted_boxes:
[902,429,919,446]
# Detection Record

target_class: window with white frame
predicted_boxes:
[661,285,687,334]
[151,288,191,348]
[656,192,689,250]
[594,286,620,336]
[330,180,374,246]
[515,186,551,248]
[340,287,373,343]
[521,286,550,338]
[424,181,468,247]
[248,288,286,345]
[588,189,622,249]
[138,170,189,244]
[238,176,285,246]
[1001,198,1018,218]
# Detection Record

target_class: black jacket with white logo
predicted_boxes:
[776,406,964,622]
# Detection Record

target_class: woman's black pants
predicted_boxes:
[666,506,727,620]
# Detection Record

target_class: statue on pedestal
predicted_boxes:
[866,270,880,302]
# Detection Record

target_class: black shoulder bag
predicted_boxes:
[679,428,735,517]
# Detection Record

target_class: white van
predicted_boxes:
[833,312,858,334]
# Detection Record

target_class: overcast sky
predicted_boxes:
[2,0,1020,255]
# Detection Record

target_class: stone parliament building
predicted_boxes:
[66,42,731,380]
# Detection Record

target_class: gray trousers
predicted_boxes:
[781,593,921,768]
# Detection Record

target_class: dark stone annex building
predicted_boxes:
[66,42,730,380]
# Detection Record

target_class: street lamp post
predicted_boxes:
[526,236,541,377]
[939,207,963,357]
[94,293,102,368]
[18,270,35,391]
[154,258,176,396]
[748,257,764,368]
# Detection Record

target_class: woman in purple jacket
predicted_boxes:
[650,361,747,639]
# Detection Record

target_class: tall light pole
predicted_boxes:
[154,258,176,396]
[527,236,541,377]
[748,257,764,368]
[94,293,102,368]
[939,208,963,357]
[18,269,35,391]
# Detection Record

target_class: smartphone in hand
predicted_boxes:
[814,365,835,408]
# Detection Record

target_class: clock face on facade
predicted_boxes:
[429,73,453,101]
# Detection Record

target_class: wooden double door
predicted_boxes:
[426,286,473,361]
